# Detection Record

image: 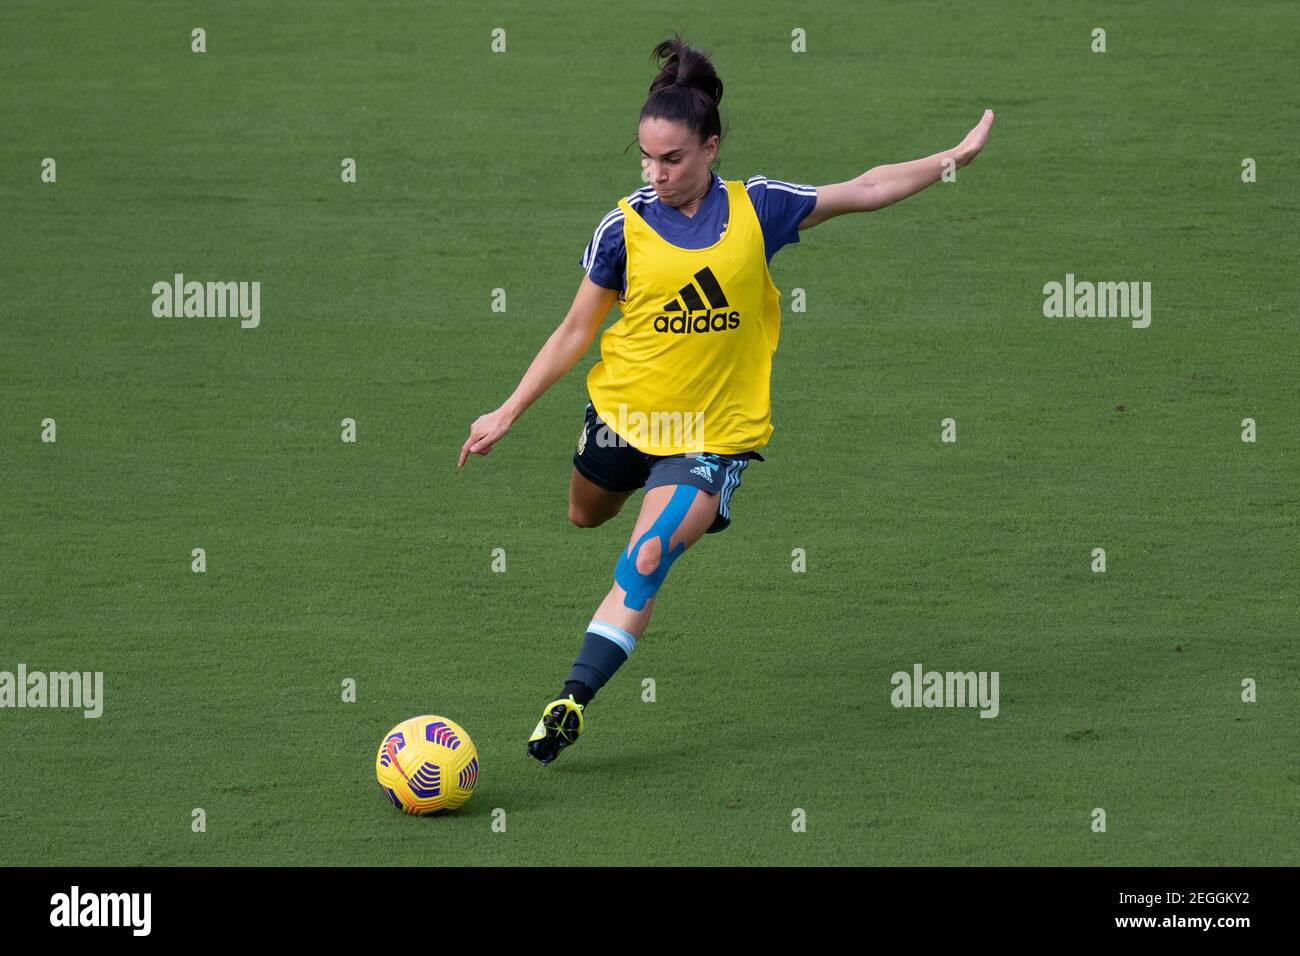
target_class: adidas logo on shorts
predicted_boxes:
[689,464,714,482]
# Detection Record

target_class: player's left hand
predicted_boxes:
[954,109,995,167]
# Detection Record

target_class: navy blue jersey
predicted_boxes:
[580,173,817,299]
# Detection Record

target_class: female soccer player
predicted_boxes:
[458,34,994,765]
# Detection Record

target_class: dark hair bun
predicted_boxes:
[633,31,726,165]
[648,33,723,107]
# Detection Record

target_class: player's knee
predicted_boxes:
[613,485,697,611]
[635,536,662,575]
[568,505,606,528]
[616,538,678,613]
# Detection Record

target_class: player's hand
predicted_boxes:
[954,109,995,167]
[458,408,513,468]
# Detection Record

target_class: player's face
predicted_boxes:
[638,117,718,206]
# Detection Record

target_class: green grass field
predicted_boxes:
[1,0,1296,866]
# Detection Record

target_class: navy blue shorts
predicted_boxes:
[572,401,764,534]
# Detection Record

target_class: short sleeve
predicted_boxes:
[744,175,818,262]
[579,208,627,296]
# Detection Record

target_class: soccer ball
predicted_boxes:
[375,715,479,815]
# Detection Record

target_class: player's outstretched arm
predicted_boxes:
[458,276,620,468]
[797,108,995,231]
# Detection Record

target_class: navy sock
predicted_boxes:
[562,680,595,707]
[562,621,637,705]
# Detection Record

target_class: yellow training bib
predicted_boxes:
[585,179,782,456]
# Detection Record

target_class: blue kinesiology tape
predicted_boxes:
[614,484,699,611]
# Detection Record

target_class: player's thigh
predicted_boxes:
[625,482,719,559]
[568,466,635,523]
[569,401,647,524]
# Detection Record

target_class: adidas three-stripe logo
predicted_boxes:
[653,266,741,335]
[664,266,729,313]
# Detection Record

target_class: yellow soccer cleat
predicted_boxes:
[527,695,584,766]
